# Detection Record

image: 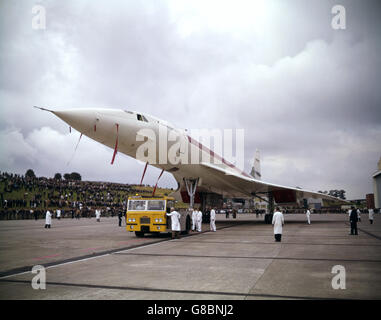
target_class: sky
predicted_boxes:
[0,0,380,199]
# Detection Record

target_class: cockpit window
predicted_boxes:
[137,114,148,122]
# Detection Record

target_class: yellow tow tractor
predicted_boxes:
[126,195,191,237]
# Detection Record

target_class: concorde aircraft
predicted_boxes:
[35,107,345,215]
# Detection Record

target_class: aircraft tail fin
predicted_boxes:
[250,149,261,180]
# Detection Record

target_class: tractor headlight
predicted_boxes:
[132,218,136,222]
[128,218,132,222]
[159,218,163,222]
[155,219,159,223]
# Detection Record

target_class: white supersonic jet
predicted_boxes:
[35,107,346,217]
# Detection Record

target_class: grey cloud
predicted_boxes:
[0,0,380,199]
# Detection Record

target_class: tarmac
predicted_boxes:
[0,213,380,300]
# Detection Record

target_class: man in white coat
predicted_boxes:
[306,209,311,225]
[95,208,101,222]
[166,207,181,239]
[56,209,61,220]
[272,207,284,242]
[369,208,374,224]
[357,208,361,222]
[191,208,198,232]
[197,209,203,232]
[210,207,216,232]
[45,209,52,229]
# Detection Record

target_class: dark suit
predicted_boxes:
[350,210,358,235]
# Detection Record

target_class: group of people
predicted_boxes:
[25,200,381,242]
[191,208,203,232]
[42,206,127,229]
[191,207,217,233]
[161,204,378,242]
[165,207,217,239]
[271,206,376,242]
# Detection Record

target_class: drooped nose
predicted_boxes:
[53,109,96,133]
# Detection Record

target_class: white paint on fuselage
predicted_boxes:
[54,108,240,170]
[52,108,251,198]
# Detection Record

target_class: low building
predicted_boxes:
[373,157,381,209]
[374,171,381,209]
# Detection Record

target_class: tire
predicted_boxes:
[135,231,145,237]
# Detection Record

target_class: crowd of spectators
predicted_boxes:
[0,171,157,220]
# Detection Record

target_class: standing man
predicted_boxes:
[272,207,284,242]
[166,207,181,239]
[30,209,36,221]
[95,208,101,222]
[118,210,123,227]
[56,209,61,220]
[357,208,361,222]
[45,209,52,229]
[210,207,216,232]
[368,208,374,225]
[197,209,203,232]
[306,208,311,225]
[191,208,197,232]
[349,206,358,235]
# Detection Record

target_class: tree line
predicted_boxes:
[26,169,82,181]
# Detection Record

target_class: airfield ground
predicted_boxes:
[0,214,380,300]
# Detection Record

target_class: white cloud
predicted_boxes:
[0,128,38,169]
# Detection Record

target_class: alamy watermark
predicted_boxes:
[32,5,46,30]
[331,5,346,30]
[331,265,346,290]
[134,128,245,172]
[31,265,46,290]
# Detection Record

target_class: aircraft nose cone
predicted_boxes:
[53,109,95,132]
